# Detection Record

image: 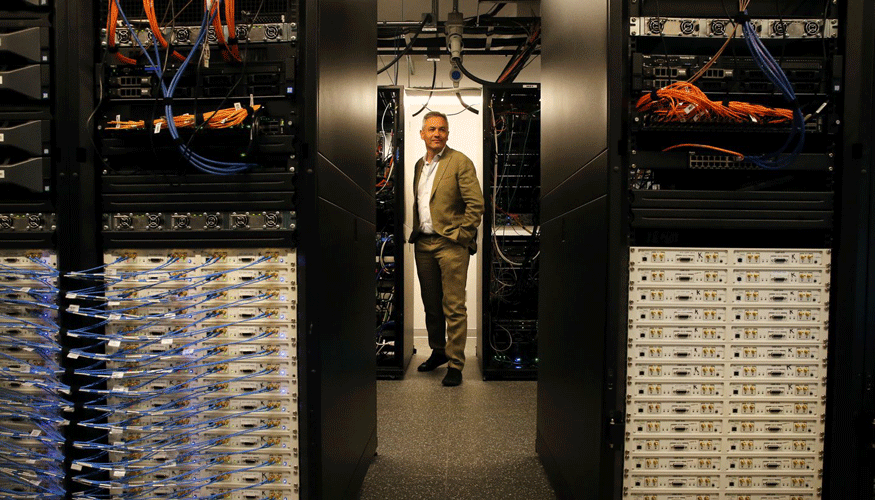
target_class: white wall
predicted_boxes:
[383,0,540,337]
[403,89,483,334]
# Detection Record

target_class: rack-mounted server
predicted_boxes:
[537,0,871,499]
[375,86,412,379]
[479,84,540,380]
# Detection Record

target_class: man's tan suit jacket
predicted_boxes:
[409,147,485,255]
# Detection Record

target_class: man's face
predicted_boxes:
[420,116,449,153]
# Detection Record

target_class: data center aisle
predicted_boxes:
[358,339,556,500]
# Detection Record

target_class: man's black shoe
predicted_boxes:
[417,352,449,372]
[442,367,462,386]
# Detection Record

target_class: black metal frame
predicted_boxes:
[376,85,413,380]
[478,83,540,380]
[537,0,874,498]
[52,1,379,499]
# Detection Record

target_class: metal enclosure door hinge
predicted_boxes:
[608,411,625,449]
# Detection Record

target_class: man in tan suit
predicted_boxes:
[409,111,484,386]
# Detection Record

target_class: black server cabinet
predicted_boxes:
[375,85,413,379]
[479,84,540,380]
[537,0,872,499]
[0,0,56,249]
[58,1,378,499]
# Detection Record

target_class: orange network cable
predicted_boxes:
[224,0,243,62]
[208,0,240,62]
[662,143,745,159]
[107,0,138,65]
[636,82,793,125]
[143,0,186,62]
[108,104,261,131]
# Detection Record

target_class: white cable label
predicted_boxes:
[0,133,5,142]
[108,340,121,348]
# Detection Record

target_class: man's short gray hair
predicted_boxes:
[421,111,449,130]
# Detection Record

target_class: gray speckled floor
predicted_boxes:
[358,338,556,500]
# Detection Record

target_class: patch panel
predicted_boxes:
[632,306,727,322]
[728,346,821,360]
[630,438,723,452]
[729,307,825,323]
[730,327,825,342]
[731,270,827,285]
[629,474,720,489]
[629,419,724,434]
[631,249,729,265]
[731,289,824,304]
[728,401,820,416]
[107,212,296,232]
[631,268,729,284]
[202,486,299,500]
[726,457,818,470]
[632,345,725,360]
[103,22,297,48]
[729,383,822,398]
[725,474,817,489]
[626,247,829,500]
[634,288,728,303]
[0,249,65,500]
[629,17,838,39]
[70,248,298,500]
[629,383,725,398]
[632,326,726,341]
[728,362,823,379]
[728,420,820,436]
[726,438,821,453]
[627,456,721,471]
[630,363,725,378]
[629,401,725,416]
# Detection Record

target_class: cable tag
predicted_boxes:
[116,386,128,393]
[70,462,83,471]
[109,427,122,435]
[29,429,41,437]
[66,293,78,299]
[116,115,121,123]
[108,301,120,306]
[161,338,173,345]
[112,469,126,478]
[749,114,758,123]
[683,104,696,115]
[250,94,255,108]
[68,305,80,313]
[163,313,175,318]
[112,371,124,379]
[108,314,122,321]
[67,352,80,359]
[234,102,242,111]
[154,122,161,134]
[108,340,121,348]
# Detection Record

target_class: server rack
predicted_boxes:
[0,2,63,497]
[0,0,377,499]
[537,0,872,499]
[479,84,540,380]
[375,85,413,379]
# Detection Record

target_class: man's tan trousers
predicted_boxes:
[414,234,471,370]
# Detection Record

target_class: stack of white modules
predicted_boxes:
[625,247,830,500]
[0,250,66,500]
[68,248,299,500]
